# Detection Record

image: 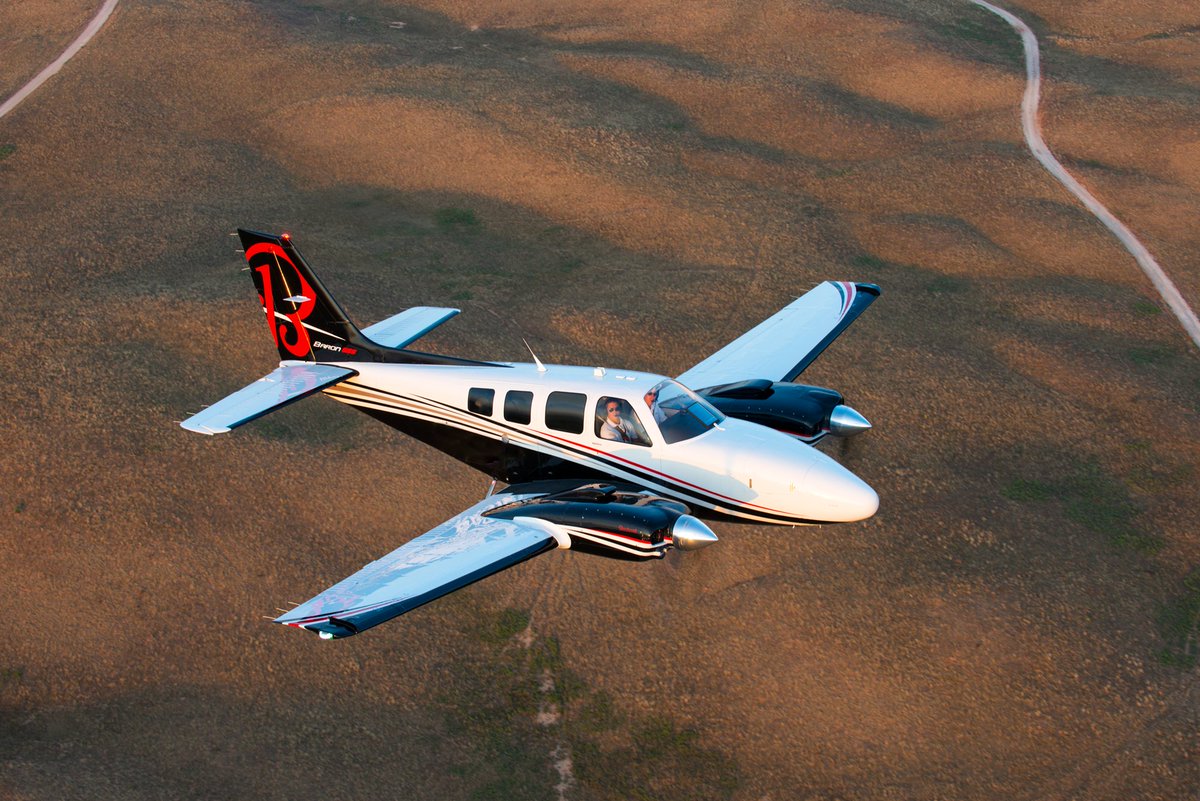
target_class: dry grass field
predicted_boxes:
[1,1,1198,799]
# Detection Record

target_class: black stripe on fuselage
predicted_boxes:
[327,380,822,526]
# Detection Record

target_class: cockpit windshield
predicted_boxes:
[644,379,725,444]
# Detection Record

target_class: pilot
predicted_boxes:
[600,399,638,443]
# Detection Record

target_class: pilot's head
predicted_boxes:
[605,400,622,423]
[643,389,658,408]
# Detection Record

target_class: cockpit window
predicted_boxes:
[595,397,652,446]
[644,379,725,444]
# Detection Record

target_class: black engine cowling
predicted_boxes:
[485,484,716,560]
[698,379,869,443]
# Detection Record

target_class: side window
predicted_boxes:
[594,396,652,447]
[546,391,586,434]
[468,387,494,416]
[504,390,534,425]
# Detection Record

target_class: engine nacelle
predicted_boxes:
[698,379,871,444]
[486,484,717,561]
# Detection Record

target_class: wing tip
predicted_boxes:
[180,419,230,435]
[273,613,359,639]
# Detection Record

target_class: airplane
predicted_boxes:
[181,229,881,639]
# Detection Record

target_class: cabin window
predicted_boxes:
[595,397,652,446]
[504,390,534,425]
[545,391,586,434]
[468,387,494,416]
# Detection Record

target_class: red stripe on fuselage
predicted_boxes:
[332,380,808,522]
[536,430,792,516]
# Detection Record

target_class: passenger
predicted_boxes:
[643,387,667,424]
[599,399,638,443]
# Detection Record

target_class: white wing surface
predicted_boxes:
[180,363,356,435]
[677,281,879,390]
[361,306,460,349]
[274,494,558,638]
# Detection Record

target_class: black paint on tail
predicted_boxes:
[238,229,376,363]
[237,229,506,369]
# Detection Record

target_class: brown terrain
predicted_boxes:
[2,0,1198,799]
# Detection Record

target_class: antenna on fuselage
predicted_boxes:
[523,339,547,373]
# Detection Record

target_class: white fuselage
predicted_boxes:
[320,361,878,525]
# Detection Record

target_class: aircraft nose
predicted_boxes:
[803,460,879,522]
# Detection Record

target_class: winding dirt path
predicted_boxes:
[968,0,1200,349]
[0,0,121,122]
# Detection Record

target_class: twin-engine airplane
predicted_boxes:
[182,230,881,639]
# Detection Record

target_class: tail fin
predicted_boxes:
[238,229,374,363]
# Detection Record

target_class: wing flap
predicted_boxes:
[275,495,558,638]
[361,307,460,349]
[677,281,879,390]
[181,363,356,435]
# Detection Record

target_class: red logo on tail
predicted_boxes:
[246,242,316,358]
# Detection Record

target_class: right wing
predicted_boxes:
[274,493,561,639]
[677,281,879,390]
[180,362,356,435]
[361,306,460,349]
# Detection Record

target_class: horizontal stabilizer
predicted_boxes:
[275,494,558,638]
[181,363,356,435]
[361,307,460,350]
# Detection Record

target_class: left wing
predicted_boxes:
[274,493,561,639]
[677,281,879,390]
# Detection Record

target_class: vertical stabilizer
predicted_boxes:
[238,229,372,362]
